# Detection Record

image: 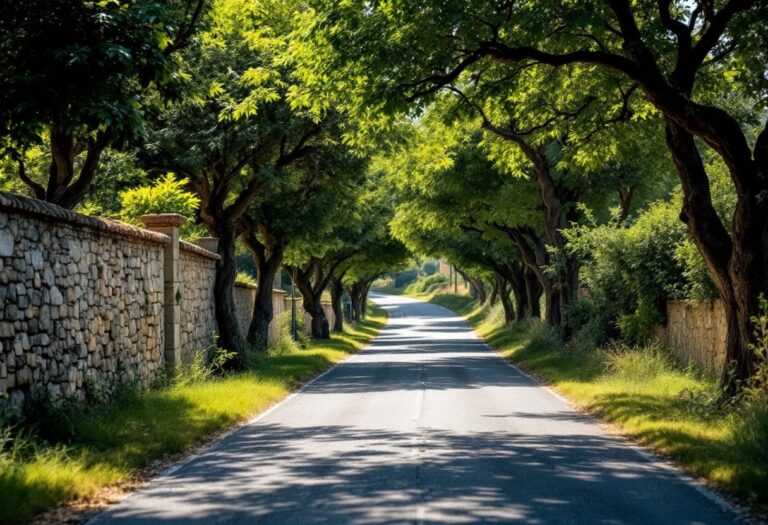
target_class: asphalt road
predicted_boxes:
[90,294,740,524]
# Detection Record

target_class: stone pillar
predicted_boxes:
[141,214,186,370]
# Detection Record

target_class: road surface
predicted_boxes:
[90,294,739,524]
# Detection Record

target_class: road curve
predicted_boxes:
[90,294,739,524]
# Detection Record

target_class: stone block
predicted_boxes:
[50,286,64,306]
[16,366,31,386]
[0,229,14,257]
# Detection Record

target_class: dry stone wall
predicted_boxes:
[269,289,287,342]
[178,242,218,363]
[653,299,726,375]
[0,193,166,408]
[233,283,256,340]
[1,193,352,412]
[233,284,288,344]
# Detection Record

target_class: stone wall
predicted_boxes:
[0,192,350,411]
[269,289,287,342]
[280,295,336,335]
[233,283,257,340]
[178,242,218,363]
[653,299,726,375]
[0,193,166,408]
[233,284,288,344]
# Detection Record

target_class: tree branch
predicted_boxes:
[17,157,46,200]
[687,0,754,73]
[164,0,206,55]
[276,126,320,168]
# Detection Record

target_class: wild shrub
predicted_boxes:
[728,299,768,479]
[405,273,449,294]
[602,343,674,384]
[565,201,703,344]
[174,334,238,386]
[270,312,302,355]
[484,302,507,327]
[565,298,616,351]
[235,271,258,287]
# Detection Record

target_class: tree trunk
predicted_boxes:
[495,274,515,325]
[505,265,528,321]
[247,256,283,351]
[457,269,487,304]
[470,277,487,304]
[505,227,559,325]
[20,128,109,209]
[330,274,346,333]
[242,224,286,351]
[349,281,366,322]
[309,296,330,339]
[213,225,246,364]
[665,119,768,394]
[524,267,542,319]
[293,268,330,339]
[361,280,374,318]
[489,279,499,306]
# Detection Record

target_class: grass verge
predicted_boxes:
[0,303,387,525]
[424,291,768,505]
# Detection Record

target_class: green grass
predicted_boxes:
[427,292,768,504]
[0,304,387,525]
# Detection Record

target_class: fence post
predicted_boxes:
[141,214,186,371]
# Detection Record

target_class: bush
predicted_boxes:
[235,271,258,287]
[390,268,419,288]
[118,173,204,238]
[565,200,704,344]
[174,335,238,387]
[270,312,303,355]
[420,259,438,276]
[405,273,448,294]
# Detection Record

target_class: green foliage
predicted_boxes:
[269,312,302,355]
[387,268,419,289]
[119,173,199,220]
[565,200,704,343]
[405,273,448,295]
[742,295,768,402]
[235,271,258,287]
[0,0,203,207]
[174,335,238,387]
[118,173,203,238]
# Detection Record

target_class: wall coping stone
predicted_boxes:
[234,281,258,290]
[179,240,221,260]
[140,213,187,229]
[0,191,169,245]
[194,237,219,253]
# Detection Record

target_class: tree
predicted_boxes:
[241,133,365,349]
[0,0,205,208]
[282,158,373,338]
[337,177,411,326]
[144,0,326,360]
[294,0,768,392]
[385,107,657,332]
[384,118,540,323]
